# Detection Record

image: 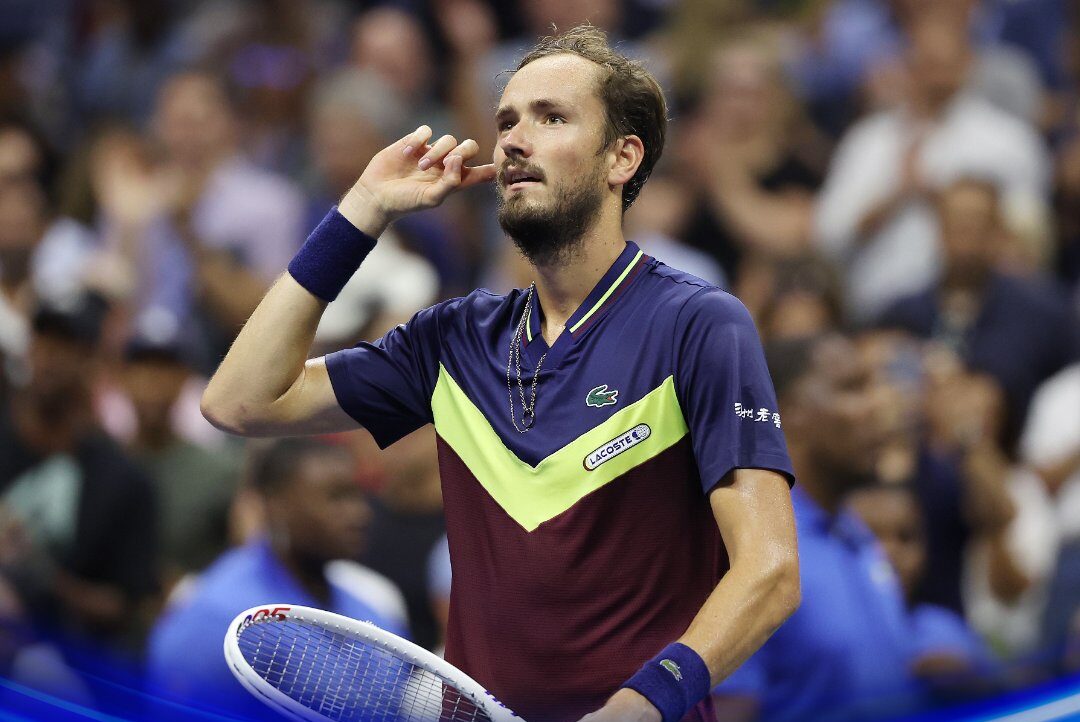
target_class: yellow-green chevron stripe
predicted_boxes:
[431,364,688,531]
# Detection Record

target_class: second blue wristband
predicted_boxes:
[621,642,711,722]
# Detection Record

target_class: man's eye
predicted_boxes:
[546,115,565,124]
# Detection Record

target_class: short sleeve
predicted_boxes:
[324,301,446,448]
[674,289,795,493]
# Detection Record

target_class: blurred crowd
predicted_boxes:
[0,0,1079,719]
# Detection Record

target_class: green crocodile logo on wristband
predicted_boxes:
[659,659,682,681]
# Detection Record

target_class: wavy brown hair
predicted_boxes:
[516,25,667,212]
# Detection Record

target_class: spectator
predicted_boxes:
[815,16,1050,322]
[1020,362,1080,661]
[360,427,445,653]
[0,291,158,654]
[848,482,1002,701]
[0,573,93,705]
[147,437,407,718]
[222,0,342,175]
[347,8,473,290]
[624,169,726,288]
[790,0,1046,133]
[755,256,844,342]
[917,352,1043,659]
[867,1,1045,124]
[712,334,922,722]
[0,119,97,371]
[879,177,1079,452]
[73,0,194,127]
[97,71,305,372]
[923,355,1025,615]
[349,7,450,138]
[117,330,241,594]
[676,36,821,279]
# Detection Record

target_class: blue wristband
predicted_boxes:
[621,643,711,722]
[287,207,377,302]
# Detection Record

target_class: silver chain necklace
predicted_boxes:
[507,283,549,432]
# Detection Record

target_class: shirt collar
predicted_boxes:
[525,241,647,346]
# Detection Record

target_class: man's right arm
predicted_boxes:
[201,125,495,437]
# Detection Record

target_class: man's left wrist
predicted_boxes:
[620,642,711,722]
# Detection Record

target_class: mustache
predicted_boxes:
[497,162,546,185]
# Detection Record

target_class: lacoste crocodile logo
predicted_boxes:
[585,384,619,408]
[660,659,682,681]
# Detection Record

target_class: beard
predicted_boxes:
[497,163,606,267]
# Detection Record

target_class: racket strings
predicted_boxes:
[237,618,493,722]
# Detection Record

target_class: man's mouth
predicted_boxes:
[501,167,544,189]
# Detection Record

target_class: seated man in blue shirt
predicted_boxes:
[147,437,407,719]
[713,335,923,722]
[848,482,1002,701]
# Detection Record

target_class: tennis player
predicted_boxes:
[203,25,800,722]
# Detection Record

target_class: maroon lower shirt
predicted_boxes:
[441,436,727,722]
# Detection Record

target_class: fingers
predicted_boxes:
[439,154,464,188]
[418,134,458,170]
[400,125,433,156]
[437,157,496,195]
[423,136,496,191]
[445,138,480,163]
[460,162,496,188]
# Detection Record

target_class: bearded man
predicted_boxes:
[202,25,799,722]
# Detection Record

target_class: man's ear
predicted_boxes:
[608,134,644,189]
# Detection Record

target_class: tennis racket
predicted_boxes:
[224,604,522,722]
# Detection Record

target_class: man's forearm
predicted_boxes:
[602,552,798,722]
[678,553,800,685]
[201,273,328,434]
[604,471,799,722]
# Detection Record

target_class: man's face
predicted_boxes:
[907,22,970,110]
[26,332,95,413]
[311,108,384,196]
[153,75,233,165]
[794,337,890,484]
[938,181,998,280]
[121,358,189,433]
[848,487,926,598]
[494,54,613,265]
[271,451,371,563]
[351,9,432,101]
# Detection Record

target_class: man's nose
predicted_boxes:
[499,123,532,159]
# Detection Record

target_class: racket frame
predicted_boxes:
[224,603,521,722]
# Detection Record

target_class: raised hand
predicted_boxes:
[339,125,496,236]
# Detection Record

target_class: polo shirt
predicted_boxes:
[715,487,920,722]
[147,538,407,720]
[326,241,793,722]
